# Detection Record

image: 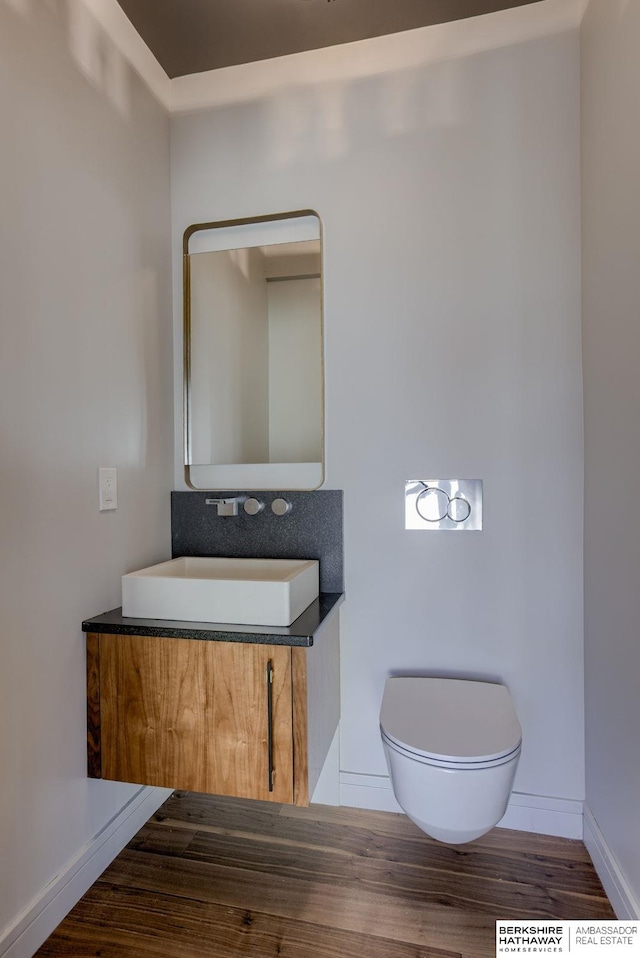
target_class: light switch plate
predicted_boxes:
[99,467,117,511]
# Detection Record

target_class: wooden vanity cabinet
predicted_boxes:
[86,622,339,807]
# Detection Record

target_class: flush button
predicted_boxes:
[448,497,472,523]
[416,487,449,522]
[405,479,482,531]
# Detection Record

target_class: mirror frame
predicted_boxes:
[183,209,325,491]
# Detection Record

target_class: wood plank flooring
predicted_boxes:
[36,792,615,958]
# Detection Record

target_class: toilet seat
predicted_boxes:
[381,729,521,770]
[380,677,522,766]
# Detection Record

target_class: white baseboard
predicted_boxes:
[340,772,403,814]
[0,785,172,958]
[340,771,584,839]
[498,791,583,839]
[583,804,640,920]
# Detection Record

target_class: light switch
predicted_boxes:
[99,467,117,511]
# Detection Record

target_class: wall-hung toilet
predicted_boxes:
[380,676,521,844]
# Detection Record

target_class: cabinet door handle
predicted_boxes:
[266,660,275,792]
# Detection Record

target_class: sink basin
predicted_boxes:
[121,556,319,627]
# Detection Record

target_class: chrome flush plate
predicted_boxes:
[405,479,483,531]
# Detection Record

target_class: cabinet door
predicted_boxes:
[97,634,294,803]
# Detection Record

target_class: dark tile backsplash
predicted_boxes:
[171,491,343,593]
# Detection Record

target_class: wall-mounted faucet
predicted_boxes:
[205,495,290,517]
[205,497,244,516]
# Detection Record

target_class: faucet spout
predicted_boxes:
[205,497,244,516]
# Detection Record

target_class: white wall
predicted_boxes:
[171,20,584,814]
[0,0,173,949]
[581,0,640,915]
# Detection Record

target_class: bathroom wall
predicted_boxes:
[171,14,584,826]
[581,0,640,916]
[0,2,173,952]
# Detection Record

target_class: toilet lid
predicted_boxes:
[380,677,522,764]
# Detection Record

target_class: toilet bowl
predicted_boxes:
[380,676,521,844]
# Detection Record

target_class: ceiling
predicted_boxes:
[116,0,542,79]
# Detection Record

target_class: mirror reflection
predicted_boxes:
[184,212,323,491]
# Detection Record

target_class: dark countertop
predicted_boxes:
[82,592,344,648]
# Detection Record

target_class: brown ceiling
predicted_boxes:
[116,0,542,78]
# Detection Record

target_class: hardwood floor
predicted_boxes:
[36,792,614,958]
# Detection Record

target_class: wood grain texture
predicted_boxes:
[36,792,615,958]
[36,885,454,958]
[85,633,101,779]
[290,646,309,806]
[99,635,293,802]
[163,794,607,897]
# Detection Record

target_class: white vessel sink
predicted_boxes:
[122,556,319,627]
